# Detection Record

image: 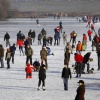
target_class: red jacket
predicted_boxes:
[17,39,24,47]
[25,63,35,73]
[83,35,87,41]
[87,30,92,36]
[74,53,84,63]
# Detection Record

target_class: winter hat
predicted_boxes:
[77,80,84,84]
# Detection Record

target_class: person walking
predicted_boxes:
[17,39,24,56]
[4,32,10,47]
[61,65,72,91]
[38,64,46,91]
[0,44,4,68]
[87,29,92,41]
[75,80,85,100]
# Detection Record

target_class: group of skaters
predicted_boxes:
[0,17,100,99]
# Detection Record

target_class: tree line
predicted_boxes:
[0,0,10,20]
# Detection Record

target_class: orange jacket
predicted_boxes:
[76,43,83,51]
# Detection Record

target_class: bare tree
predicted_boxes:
[0,0,10,20]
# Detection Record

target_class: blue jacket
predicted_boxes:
[10,45,16,53]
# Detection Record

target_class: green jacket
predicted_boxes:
[40,48,47,59]
[25,47,33,56]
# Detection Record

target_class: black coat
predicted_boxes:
[97,48,100,57]
[4,33,10,40]
[62,67,72,78]
[39,67,46,80]
[75,85,85,100]
[83,52,91,64]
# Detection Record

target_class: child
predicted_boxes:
[25,63,35,79]
[82,42,87,51]
[5,48,11,69]
[38,64,46,91]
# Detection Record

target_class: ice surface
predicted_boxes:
[0,17,100,100]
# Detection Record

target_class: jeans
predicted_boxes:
[63,78,68,90]
[6,39,10,47]
[19,46,24,55]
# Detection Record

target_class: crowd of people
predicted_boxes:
[0,16,100,99]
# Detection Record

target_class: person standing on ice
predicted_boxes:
[97,44,100,70]
[38,64,46,91]
[0,44,4,68]
[40,46,48,69]
[61,65,72,91]
[25,63,35,79]
[54,28,60,46]
[9,43,16,64]
[98,28,100,38]
[5,48,11,69]
[62,31,67,45]
[31,30,36,42]
[25,45,33,65]
[59,21,63,33]
[74,53,84,78]
[75,80,85,100]
[38,33,42,45]
[41,28,46,37]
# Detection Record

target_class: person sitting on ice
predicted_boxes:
[46,46,54,56]
[25,63,36,79]
[33,59,40,71]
